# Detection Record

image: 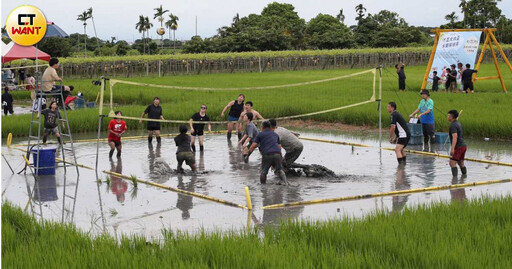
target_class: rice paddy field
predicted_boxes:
[2,61,512,268]
[4,63,512,138]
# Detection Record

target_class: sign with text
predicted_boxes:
[425,31,482,90]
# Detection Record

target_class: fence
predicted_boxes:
[8,50,512,79]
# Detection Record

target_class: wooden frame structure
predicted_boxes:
[421,28,512,93]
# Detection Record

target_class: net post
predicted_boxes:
[378,66,383,150]
[95,77,109,172]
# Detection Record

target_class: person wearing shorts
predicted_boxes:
[108,111,127,159]
[388,102,411,164]
[448,110,467,177]
[174,125,197,173]
[461,64,478,94]
[246,121,288,185]
[140,97,165,145]
[220,94,245,140]
[189,104,211,152]
[409,90,435,152]
[38,101,65,144]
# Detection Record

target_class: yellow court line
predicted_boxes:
[103,170,247,210]
[262,178,512,209]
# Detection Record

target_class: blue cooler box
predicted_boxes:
[407,123,423,137]
[435,132,449,144]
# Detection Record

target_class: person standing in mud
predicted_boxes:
[269,119,303,168]
[140,97,165,145]
[239,112,259,151]
[221,94,244,140]
[107,111,127,159]
[448,110,467,177]
[239,101,264,125]
[189,104,211,152]
[174,125,197,173]
[246,121,288,185]
[409,90,435,152]
[387,102,410,164]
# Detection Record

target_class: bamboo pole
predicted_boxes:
[262,177,512,209]
[474,33,490,83]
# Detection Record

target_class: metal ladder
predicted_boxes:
[25,72,80,223]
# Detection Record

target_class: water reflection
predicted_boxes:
[450,175,467,203]
[34,175,58,202]
[261,186,303,226]
[392,163,410,212]
[176,175,197,220]
[418,155,436,187]
[110,159,127,203]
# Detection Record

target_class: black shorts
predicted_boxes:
[398,79,406,90]
[397,137,409,147]
[147,123,161,131]
[191,129,204,136]
[108,140,122,147]
[463,82,474,91]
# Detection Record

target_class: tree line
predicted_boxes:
[2,0,510,57]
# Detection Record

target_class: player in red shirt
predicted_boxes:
[108,111,127,159]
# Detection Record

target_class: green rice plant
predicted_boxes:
[3,195,512,268]
[129,175,138,188]
[109,208,118,217]
[4,63,512,139]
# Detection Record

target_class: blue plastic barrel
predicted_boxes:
[31,147,57,175]
[435,132,449,144]
[407,123,423,137]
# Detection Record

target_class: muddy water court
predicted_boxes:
[2,128,512,240]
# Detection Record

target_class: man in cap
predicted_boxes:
[410,90,435,151]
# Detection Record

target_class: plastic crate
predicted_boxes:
[435,132,449,144]
[74,97,85,109]
[407,123,423,137]
[86,102,96,108]
[408,135,423,145]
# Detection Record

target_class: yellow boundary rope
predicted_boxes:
[381,147,512,167]
[110,69,376,91]
[262,177,512,209]
[102,170,247,209]
[107,99,376,125]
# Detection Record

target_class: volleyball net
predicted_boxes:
[97,68,382,125]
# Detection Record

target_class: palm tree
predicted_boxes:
[355,4,366,22]
[144,16,153,54]
[135,15,146,54]
[168,14,179,51]
[445,12,458,29]
[77,11,92,57]
[154,5,169,49]
[459,0,467,28]
[232,13,240,27]
[337,9,345,23]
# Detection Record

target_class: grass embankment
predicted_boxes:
[4,64,512,138]
[3,196,512,268]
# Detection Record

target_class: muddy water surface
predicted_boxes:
[2,128,511,240]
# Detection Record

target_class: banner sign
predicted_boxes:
[426,31,482,90]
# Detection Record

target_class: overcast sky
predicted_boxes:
[3,0,512,42]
